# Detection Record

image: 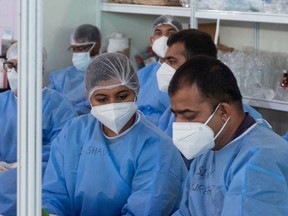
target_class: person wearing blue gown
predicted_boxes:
[42,53,187,216]
[284,131,288,141]
[137,15,182,125]
[48,24,101,115]
[0,42,78,216]
[169,56,288,216]
[157,29,272,137]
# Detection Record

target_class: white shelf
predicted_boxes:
[195,10,288,24]
[243,96,288,112]
[99,2,288,112]
[101,3,191,17]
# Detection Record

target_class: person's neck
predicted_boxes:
[214,112,246,150]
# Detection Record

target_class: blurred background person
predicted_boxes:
[137,15,182,125]
[0,42,77,216]
[48,24,101,115]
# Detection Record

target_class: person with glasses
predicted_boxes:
[0,42,77,216]
[48,24,101,115]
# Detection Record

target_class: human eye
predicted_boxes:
[94,96,108,104]
[183,112,197,121]
[117,92,129,101]
[154,30,162,37]
[166,29,176,37]
[167,59,176,65]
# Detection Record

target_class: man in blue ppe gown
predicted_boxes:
[137,15,183,125]
[158,29,272,138]
[0,42,77,216]
[42,53,187,216]
[170,56,288,216]
[48,24,101,115]
[284,131,288,141]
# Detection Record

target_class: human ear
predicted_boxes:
[149,36,154,47]
[219,103,232,121]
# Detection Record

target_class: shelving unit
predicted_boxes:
[195,10,288,24]
[101,3,191,17]
[192,0,288,112]
[98,1,288,112]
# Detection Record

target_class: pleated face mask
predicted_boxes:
[91,102,138,134]
[156,62,176,92]
[173,104,230,160]
[152,36,168,58]
[7,68,18,92]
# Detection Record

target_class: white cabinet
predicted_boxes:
[97,1,288,112]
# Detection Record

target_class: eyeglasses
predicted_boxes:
[3,61,17,72]
[67,42,95,53]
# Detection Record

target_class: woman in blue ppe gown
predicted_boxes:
[42,53,187,216]
[0,88,77,216]
[169,56,288,216]
[48,24,101,115]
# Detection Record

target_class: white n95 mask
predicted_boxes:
[7,68,18,91]
[172,104,230,160]
[72,52,92,71]
[91,102,138,134]
[156,62,176,92]
[152,36,168,58]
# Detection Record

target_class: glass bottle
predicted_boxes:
[280,69,288,89]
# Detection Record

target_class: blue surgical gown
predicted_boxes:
[42,112,187,216]
[283,132,288,141]
[159,103,272,137]
[48,65,90,115]
[0,88,77,216]
[137,62,170,125]
[173,124,288,216]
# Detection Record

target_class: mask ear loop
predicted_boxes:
[88,42,96,54]
[214,116,231,140]
[204,103,221,125]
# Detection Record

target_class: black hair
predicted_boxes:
[167,29,217,59]
[168,55,242,109]
[73,24,101,43]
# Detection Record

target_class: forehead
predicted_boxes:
[153,24,177,33]
[165,42,186,59]
[8,59,17,65]
[170,84,207,110]
[91,84,133,96]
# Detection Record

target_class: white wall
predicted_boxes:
[42,0,97,85]
[0,0,18,54]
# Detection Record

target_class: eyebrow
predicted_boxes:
[93,89,130,97]
[171,108,196,115]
